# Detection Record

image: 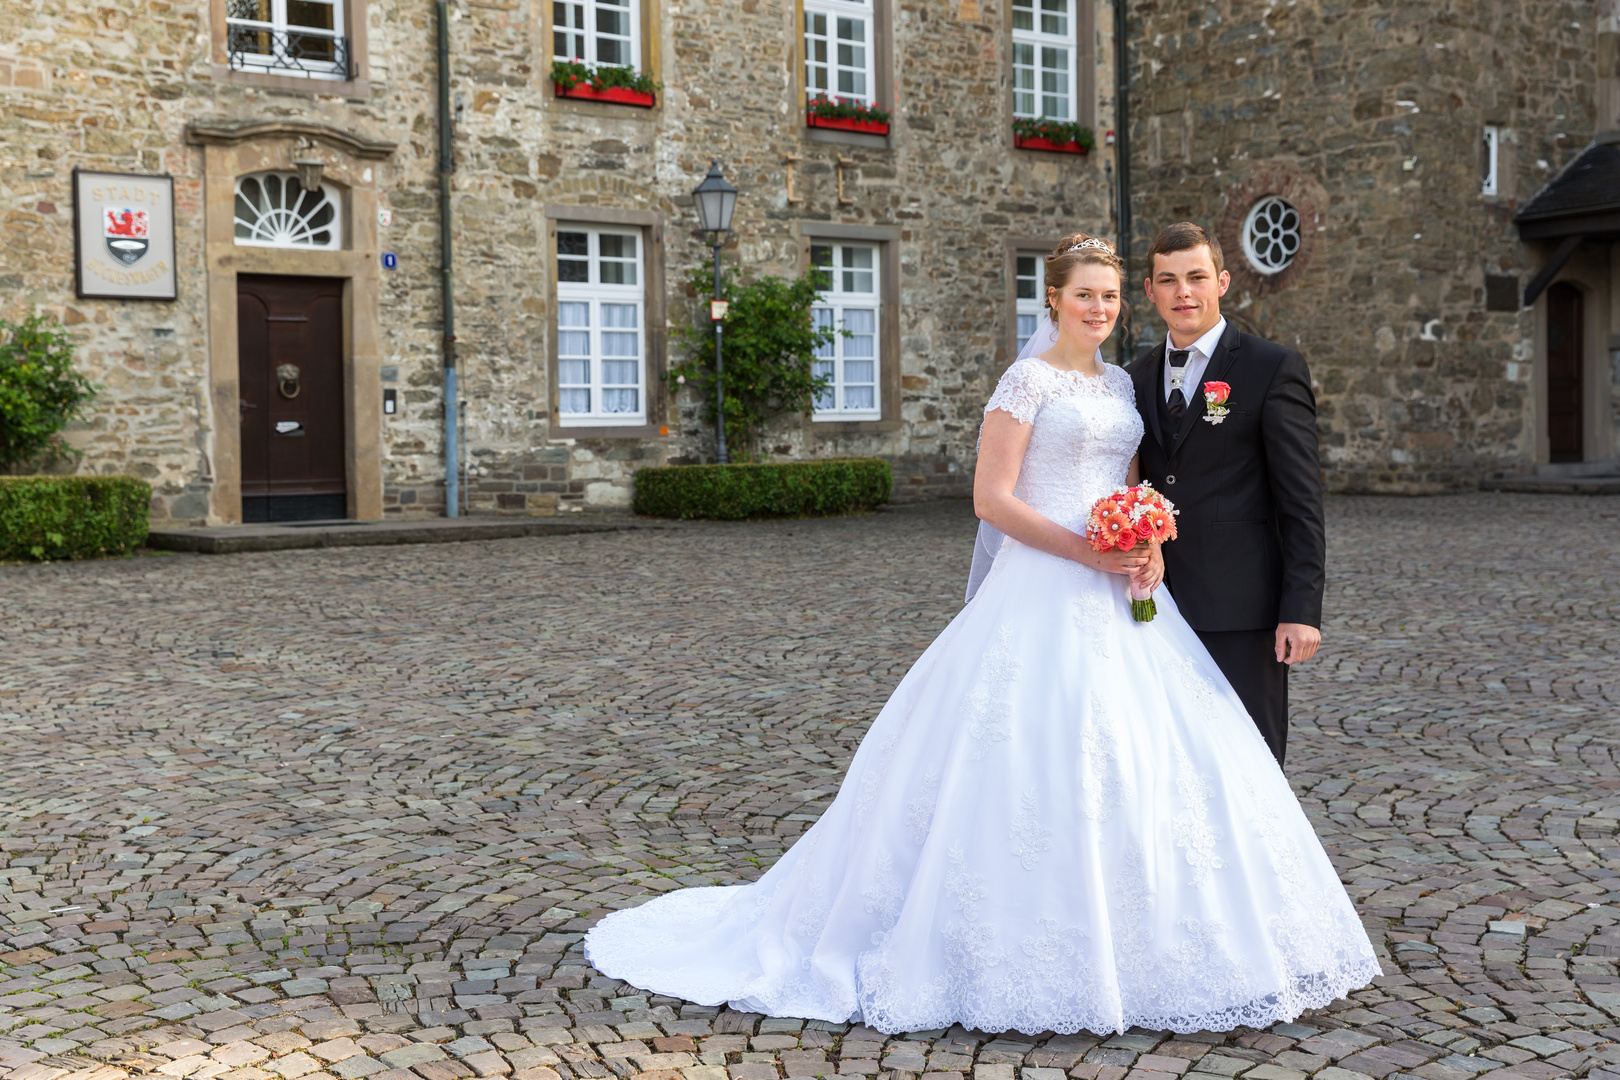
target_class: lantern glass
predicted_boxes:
[692,162,739,234]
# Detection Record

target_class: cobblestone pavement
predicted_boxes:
[0,493,1618,1080]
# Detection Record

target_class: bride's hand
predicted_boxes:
[1132,543,1165,593]
[1091,547,1150,577]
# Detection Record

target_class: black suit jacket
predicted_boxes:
[1127,321,1326,633]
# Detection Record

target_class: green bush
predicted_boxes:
[0,476,152,562]
[0,315,98,473]
[668,268,840,461]
[633,458,892,520]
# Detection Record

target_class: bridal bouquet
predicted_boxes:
[1085,483,1178,622]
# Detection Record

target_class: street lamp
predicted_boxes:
[692,160,738,464]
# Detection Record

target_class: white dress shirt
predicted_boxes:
[1161,316,1228,404]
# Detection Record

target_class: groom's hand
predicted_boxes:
[1275,623,1321,665]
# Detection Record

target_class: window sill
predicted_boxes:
[804,126,890,150]
[811,417,898,434]
[551,422,666,440]
[211,63,369,100]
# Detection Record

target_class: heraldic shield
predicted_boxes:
[104,208,150,265]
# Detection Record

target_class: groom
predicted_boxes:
[1127,223,1325,766]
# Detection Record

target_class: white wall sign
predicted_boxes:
[73,169,178,301]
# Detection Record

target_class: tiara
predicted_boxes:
[1068,238,1114,254]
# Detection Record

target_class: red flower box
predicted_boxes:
[807,112,890,136]
[555,82,655,107]
[1015,134,1088,154]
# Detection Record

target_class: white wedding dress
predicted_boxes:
[585,358,1380,1036]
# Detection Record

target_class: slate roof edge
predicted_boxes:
[1514,139,1620,224]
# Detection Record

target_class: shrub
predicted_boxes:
[0,315,98,473]
[668,268,840,461]
[633,458,892,520]
[0,476,152,562]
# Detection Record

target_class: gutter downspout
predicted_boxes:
[436,0,460,517]
[1113,0,1131,366]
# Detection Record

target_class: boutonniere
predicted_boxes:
[1201,381,1232,424]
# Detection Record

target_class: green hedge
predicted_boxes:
[633,458,892,520]
[0,476,152,562]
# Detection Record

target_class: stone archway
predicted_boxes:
[186,120,396,524]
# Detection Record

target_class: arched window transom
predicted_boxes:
[234,172,341,249]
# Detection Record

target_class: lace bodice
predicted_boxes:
[983,358,1145,532]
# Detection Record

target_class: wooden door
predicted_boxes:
[238,275,347,522]
[1546,282,1584,463]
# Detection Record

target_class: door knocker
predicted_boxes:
[276,363,301,399]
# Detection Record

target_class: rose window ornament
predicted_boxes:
[1240,195,1300,275]
[233,171,341,250]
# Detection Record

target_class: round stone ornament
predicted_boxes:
[1241,195,1301,275]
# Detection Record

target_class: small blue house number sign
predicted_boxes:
[381,252,398,270]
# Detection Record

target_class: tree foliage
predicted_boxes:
[669,267,840,460]
[0,315,97,473]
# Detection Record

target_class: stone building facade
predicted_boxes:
[4,0,1615,521]
[1124,0,1620,491]
[1,0,1120,522]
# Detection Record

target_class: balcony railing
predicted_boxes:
[227,25,353,79]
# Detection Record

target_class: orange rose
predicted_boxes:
[1135,516,1154,539]
[1114,527,1138,551]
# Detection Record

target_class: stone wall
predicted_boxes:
[1124,0,1603,491]
[1,0,1119,521]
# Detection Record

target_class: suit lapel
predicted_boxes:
[1170,321,1241,459]
[1134,342,1168,454]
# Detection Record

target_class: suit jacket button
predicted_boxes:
[1166,474,1176,484]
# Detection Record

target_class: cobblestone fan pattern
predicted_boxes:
[1,494,1618,1080]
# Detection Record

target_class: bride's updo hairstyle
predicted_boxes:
[1044,232,1129,323]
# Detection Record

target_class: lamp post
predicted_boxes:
[692,160,739,464]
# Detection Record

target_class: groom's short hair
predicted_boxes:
[1147,222,1225,276]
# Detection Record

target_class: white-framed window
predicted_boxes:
[556,226,646,426]
[234,172,341,249]
[554,0,640,70]
[1015,254,1043,352]
[811,244,881,421]
[805,0,873,106]
[1012,0,1074,120]
[1482,125,1500,196]
[226,0,349,80]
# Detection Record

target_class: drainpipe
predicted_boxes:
[1113,0,1132,366]
[436,0,460,517]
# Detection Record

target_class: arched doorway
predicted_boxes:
[1546,282,1584,463]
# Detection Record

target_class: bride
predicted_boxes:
[584,234,1379,1036]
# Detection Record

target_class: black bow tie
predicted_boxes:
[1167,349,1191,421]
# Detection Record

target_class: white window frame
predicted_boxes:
[811,244,882,422]
[553,0,641,71]
[556,225,647,427]
[1482,125,1500,197]
[1015,253,1044,353]
[233,172,343,250]
[1011,0,1075,121]
[225,0,348,81]
[804,0,874,107]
